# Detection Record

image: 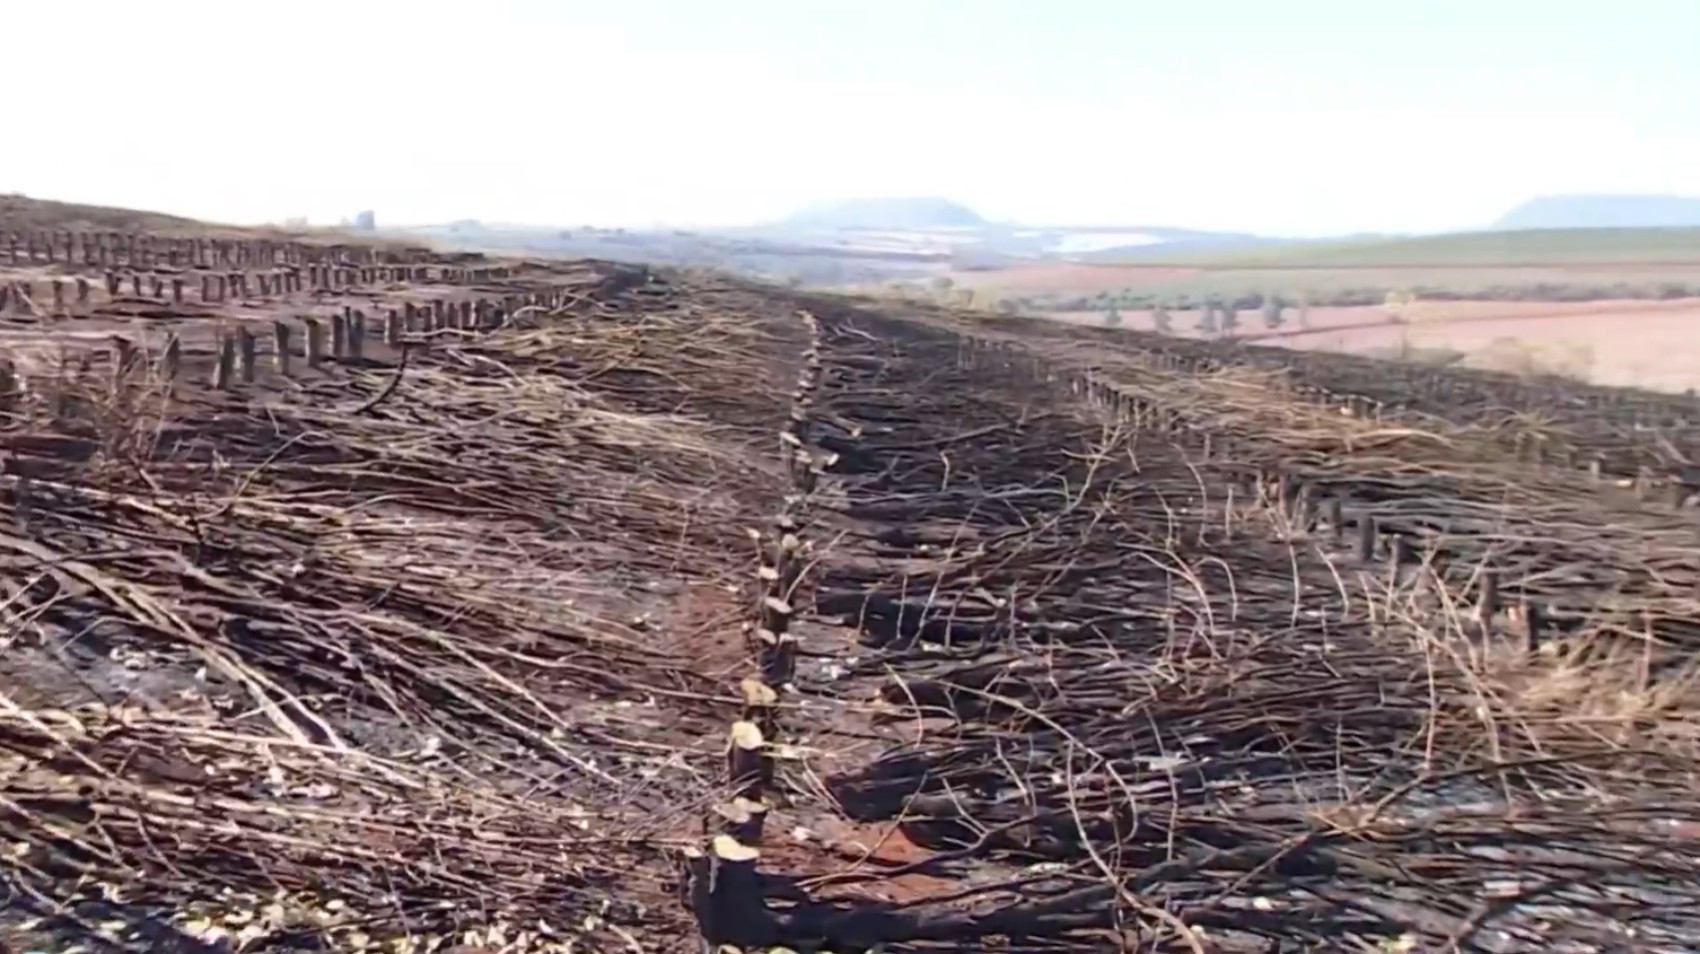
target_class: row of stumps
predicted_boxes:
[954,334,1570,655]
[1282,357,1697,500]
[0,272,303,314]
[1059,352,1567,656]
[955,335,1200,434]
[0,229,429,269]
[1258,474,1557,654]
[1052,334,1698,503]
[0,291,569,416]
[685,311,831,953]
[0,265,533,318]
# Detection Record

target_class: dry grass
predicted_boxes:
[1465,336,1597,380]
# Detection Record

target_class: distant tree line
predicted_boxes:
[1009,279,1700,318]
[876,273,1700,333]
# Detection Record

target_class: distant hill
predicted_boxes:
[1494,195,1700,230]
[783,197,985,231]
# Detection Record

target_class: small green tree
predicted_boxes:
[1219,304,1239,336]
[1384,288,1414,323]
[1152,305,1173,334]
[1197,303,1219,336]
[1105,305,1123,328]
[1261,296,1284,330]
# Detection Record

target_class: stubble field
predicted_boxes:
[5,199,1700,953]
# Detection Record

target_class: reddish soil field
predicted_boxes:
[1260,299,1700,391]
[1047,298,1700,393]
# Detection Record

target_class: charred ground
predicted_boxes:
[3,202,1700,953]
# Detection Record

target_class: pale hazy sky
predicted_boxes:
[7,0,1698,235]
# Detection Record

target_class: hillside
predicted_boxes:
[3,197,1700,953]
[0,193,226,234]
[1495,194,1700,230]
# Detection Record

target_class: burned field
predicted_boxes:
[3,214,1700,953]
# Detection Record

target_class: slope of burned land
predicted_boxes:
[0,196,229,236]
[3,209,1700,953]
[0,221,811,951]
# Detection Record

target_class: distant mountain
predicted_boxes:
[1494,194,1700,230]
[783,197,985,231]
